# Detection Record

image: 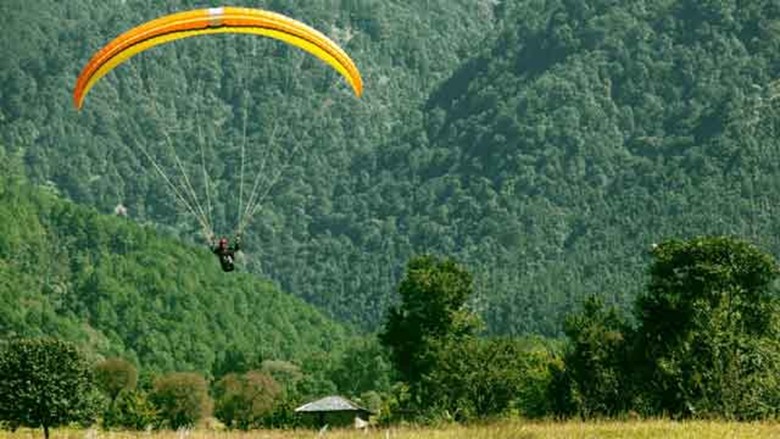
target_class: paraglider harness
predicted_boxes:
[212,235,241,272]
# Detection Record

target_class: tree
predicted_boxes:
[330,337,393,397]
[379,254,481,405]
[94,357,138,427]
[212,344,254,379]
[635,236,780,418]
[150,372,211,429]
[213,371,281,430]
[95,358,138,402]
[553,296,632,418]
[420,337,527,420]
[0,338,98,439]
[111,390,158,431]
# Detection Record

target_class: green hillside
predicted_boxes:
[368,0,780,335]
[4,0,780,336]
[0,148,350,374]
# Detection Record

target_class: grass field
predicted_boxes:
[3,420,779,439]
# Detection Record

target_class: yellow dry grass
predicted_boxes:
[2,420,779,439]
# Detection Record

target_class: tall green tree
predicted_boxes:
[635,236,780,419]
[380,255,481,405]
[0,338,99,439]
[380,255,480,382]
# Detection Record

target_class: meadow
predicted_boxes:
[3,420,779,439]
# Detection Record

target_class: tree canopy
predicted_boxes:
[552,236,780,420]
[0,338,99,438]
[635,237,780,418]
[380,255,480,385]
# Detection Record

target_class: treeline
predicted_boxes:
[377,239,780,421]
[0,147,351,376]
[2,236,778,436]
[0,336,392,435]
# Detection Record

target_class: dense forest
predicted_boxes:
[0,149,351,377]
[3,0,780,337]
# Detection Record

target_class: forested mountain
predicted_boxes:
[0,149,350,375]
[341,0,780,334]
[4,0,780,336]
[332,0,780,334]
[409,0,780,334]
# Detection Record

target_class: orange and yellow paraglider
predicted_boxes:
[72,6,363,263]
[73,6,363,109]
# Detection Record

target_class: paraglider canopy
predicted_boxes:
[73,6,363,109]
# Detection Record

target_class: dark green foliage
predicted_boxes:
[642,237,777,342]
[318,0,780,335]
[380,255,481,386]
[0,0,495,334]
[513,339,562,418]
[256,394,303,429]
[422,337,558,420]
[6,0,780,341]
[6,0,780,340]
[150,372,211,429]
[634,236,780,419]
[4,0,780,423]
[552,296,632,418]
[421,337,551,420]
[295,353,339,401]
[329,337,393,397]
[374,382,413,425]
[0,338,99,438]
[212,344,256,379]
[553,237,780,420]
[379,255,560,420]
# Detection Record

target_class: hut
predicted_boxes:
[294,395,372,428]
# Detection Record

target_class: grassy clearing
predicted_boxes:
[2,420,779,439]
